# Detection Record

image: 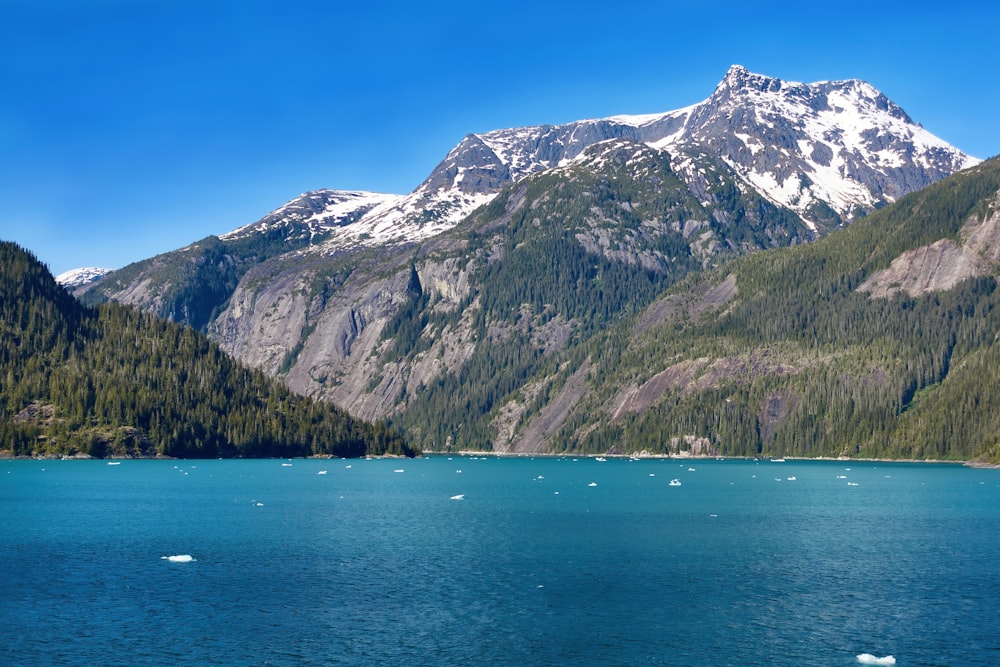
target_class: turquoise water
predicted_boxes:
[2,457,999,666]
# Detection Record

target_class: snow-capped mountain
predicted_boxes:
[259,64,976,258]
[55,266,112,288]
[66,66,978,286]
[220,189,402,243]
[646,65,978,225]
[469,64,978,227]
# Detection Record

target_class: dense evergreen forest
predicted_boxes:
[0,242,417,459]
[560,157,1000,462]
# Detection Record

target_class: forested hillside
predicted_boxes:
[0,242,417,459]
[371,140,811,451]
[563,157,1000,462]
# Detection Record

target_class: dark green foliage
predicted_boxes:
[566,157,1000,461]
[0,242,417,459]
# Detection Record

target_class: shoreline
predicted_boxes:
[3,450,997,468]
[441,450,996,467]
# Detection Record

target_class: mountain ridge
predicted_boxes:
[71,65,977,287]
[60,66,999,461]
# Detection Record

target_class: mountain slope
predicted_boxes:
[0,241,416,459]
[207,138,812,441]
[296,65,975,257]
[557,156,1000,461]
[63,66,992,460]
[77,66,977,333]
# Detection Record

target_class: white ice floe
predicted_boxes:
[856,654,895,665]
[161,554,195,563]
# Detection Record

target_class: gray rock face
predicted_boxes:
[858,191,1000,298]
[418,134,512,194]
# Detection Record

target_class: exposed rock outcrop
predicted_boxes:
[858,191,1000,298]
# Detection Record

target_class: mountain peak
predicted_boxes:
[55,266,113,289]
[717,64,785,93]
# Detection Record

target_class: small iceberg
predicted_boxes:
[856,654,895,665]
[161,554,195,563]
[669,479,682,487]
[450,494,465,500]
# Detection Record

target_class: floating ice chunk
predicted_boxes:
[450,494,465,500]
[161,554,195,563]
[856,654,895,665]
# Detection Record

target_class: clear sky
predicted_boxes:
[2,0,998,276]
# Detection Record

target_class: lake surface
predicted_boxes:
[2,457,998,666]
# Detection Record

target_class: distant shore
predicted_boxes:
[443,450,998,467]
[3,450,997,468]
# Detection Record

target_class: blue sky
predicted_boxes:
[2,1,998,276]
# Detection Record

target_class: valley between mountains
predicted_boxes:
[62,66,1000,461]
